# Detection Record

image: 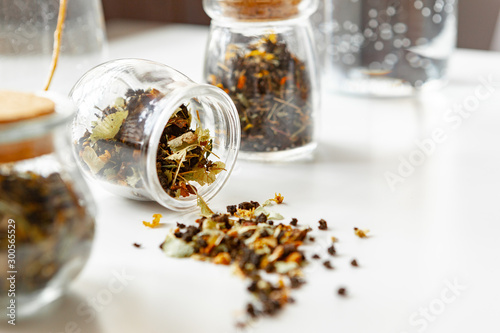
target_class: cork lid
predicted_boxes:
[0,91,57,163]
[219,0,302,20]
[0,90,55,123]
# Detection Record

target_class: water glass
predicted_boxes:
[326,0,457,96]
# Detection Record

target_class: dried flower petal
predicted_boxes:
[143,213,162,228]
[354,227,370,238]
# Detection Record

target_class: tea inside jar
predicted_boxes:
[77,88,226,199]
[207,34,313,152]
[0,171,94,295]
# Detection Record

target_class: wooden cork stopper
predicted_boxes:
[0,90,55,123]
[0,91,56,163]
[220,0,301,20]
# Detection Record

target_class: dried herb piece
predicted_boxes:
[337,287,347,297]
[309,236,315,242]
[207,34,313,152]
[318,219,328,230]
[312,254,320,260]
[327,245,336,256]
[290,218,298,226]
[143,214,162,228]
[351,259,359,267]
[238,201,260,210]
[271,193,284,204]
[0,171,93,295]
[76,89,225,199]
[133,243,142,248]
[323,260,334,270]
[227,205,237,215]
[290,276,305,289]
[354,227,370,238]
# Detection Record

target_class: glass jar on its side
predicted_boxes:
[70,59,240,211]
[203,0,320,161]
[0,91,95,317]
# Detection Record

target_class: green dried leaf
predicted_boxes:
[90,110,128,142]
[81,146,106,174]
[168,131,198,152]
[162,232,194,258]
[166,149,187,162]
[254,206,284,220]
[275,261,299,274]
[126,168,141,187]
[184,161,225,186]
[103,167,118,179]
[262,199,273,207]
[115,97,125,108]
[197,194,214,217]
[195,126,211,144]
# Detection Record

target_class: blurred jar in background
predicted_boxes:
[0,0,107,94]
[325,0,457,97]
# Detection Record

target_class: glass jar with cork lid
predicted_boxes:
[203,0,320,162]
[0,90,95,317]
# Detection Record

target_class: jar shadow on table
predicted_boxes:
[0,292,102,333]
[312,91,448,165]
[313,142,372,164]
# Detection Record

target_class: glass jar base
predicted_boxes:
[238,142,317,162]
[7,255,89,319]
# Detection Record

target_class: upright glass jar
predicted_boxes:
[0,91,95,317]
[203,0,320,161]
[70,59,240,211]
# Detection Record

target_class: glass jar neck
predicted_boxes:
[143,83,240,211]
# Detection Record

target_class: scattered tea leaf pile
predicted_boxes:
[160,195,309,323]
[153,194,371,326]
[207,34,313,152]
[77,88,225,198]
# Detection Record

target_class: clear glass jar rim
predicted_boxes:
[145,83,240,211]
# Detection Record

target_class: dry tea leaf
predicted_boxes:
[81,146,106,174]
[90,110,128,142]
[197,194,214,218]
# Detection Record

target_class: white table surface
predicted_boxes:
[12,23,500,333]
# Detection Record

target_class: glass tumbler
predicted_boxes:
[0,0,107,94]
[327,0,457,96]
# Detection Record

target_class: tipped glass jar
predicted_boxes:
[203,0,320,161]
[0,91,95,317]
[70,59,240,211]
